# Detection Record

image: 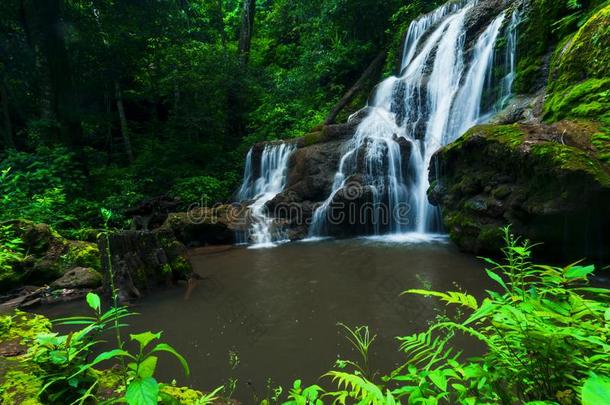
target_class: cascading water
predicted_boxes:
[237,143,295,248]
[309,1,519,239]
[499,10,521,107]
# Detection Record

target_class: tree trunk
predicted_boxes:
[324,51,387,125]
[216,0,227,48]
[115,81,134,164]
[0,79,14,148]
[238,0,256,63]
[21,0,83,147]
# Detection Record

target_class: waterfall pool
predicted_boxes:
[40,238,492,400]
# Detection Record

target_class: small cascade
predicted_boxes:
[237,143,295,248]
[401,1,465,70]
[310,1,518,239]
[499,10,521,108]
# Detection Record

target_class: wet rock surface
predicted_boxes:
[429,121,610,263]
[50,267,103,290]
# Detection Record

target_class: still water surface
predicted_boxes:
[42,238,491,400]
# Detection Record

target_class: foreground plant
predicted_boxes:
[289,227,610,404]
[23,208,211,404]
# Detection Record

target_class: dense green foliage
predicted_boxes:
[514,0,607,95]
[280,228,610,404]
[0,0,441,234]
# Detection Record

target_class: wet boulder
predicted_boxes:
[98,228,192,303]
[161,205,248,246]
[463,0,508,49]
[284,140,346,204]
[0,220,101,294]
[429,121,610,263]
[50,267,103,290]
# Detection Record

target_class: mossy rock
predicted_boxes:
[301,131,323,146]
[63,241,101,270]
[544,4,610,122]
[0,368,44,405]
[0,220,103,293]
[0,311,51,405]
[430,121,610,263]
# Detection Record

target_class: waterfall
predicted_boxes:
[401,1,465,70]
[499,10,521,108]
[309,1,517,238]
[237,143,295,248]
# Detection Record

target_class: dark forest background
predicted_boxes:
[0,0,443,235]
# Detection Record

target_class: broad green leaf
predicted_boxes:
[86,293,101,313]
[69,349,132,379]
[125,377,159,405]
[565,265,595,280]
[428,370,447,391]
[582,373,610,405]
[151,343,190,377]
[524,402,560,404]
[130,331,162,351]
[485,269,508,292]
[137,355,158,379]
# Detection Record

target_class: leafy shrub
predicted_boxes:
[290,227,610,404]
[170,175,235,207]
[0,147,96,234]
[0,223,26,290]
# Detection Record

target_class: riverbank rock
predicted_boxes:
[0,220,101,295]
[429,121,610,263]
[161,204,248,246]
[98,228,192,303]
[50,267,103,290]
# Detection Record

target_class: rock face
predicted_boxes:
[51,267,103,289]
[544,4,610,123]
[260,121,360,239]
[161,204,248,246]
[98,228,192,303]
[429,121,610,262]
[0,220,101,294]
[227,0,610,260]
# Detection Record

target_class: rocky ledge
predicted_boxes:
[429,121,610,263]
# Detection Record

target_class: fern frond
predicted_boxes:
[324,371,386,404]
[404,290,479,310]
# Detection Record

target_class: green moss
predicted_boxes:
[514,58,543,94]
[0,311,52,345]
[0,311,50,405]
[63,241,101,270]
[592,129,610,163]
[530,141,610,186]
[545,78,610,121]
[0,369,43,405]
[544,5,610,122]
[169,256,191,276]
[513,0,570,93]
[161,384,206,403]
[450,124,525,151]
[302,131,323,146]
[477,226,505,252]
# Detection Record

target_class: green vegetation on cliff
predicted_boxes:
[544,3,610,123]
